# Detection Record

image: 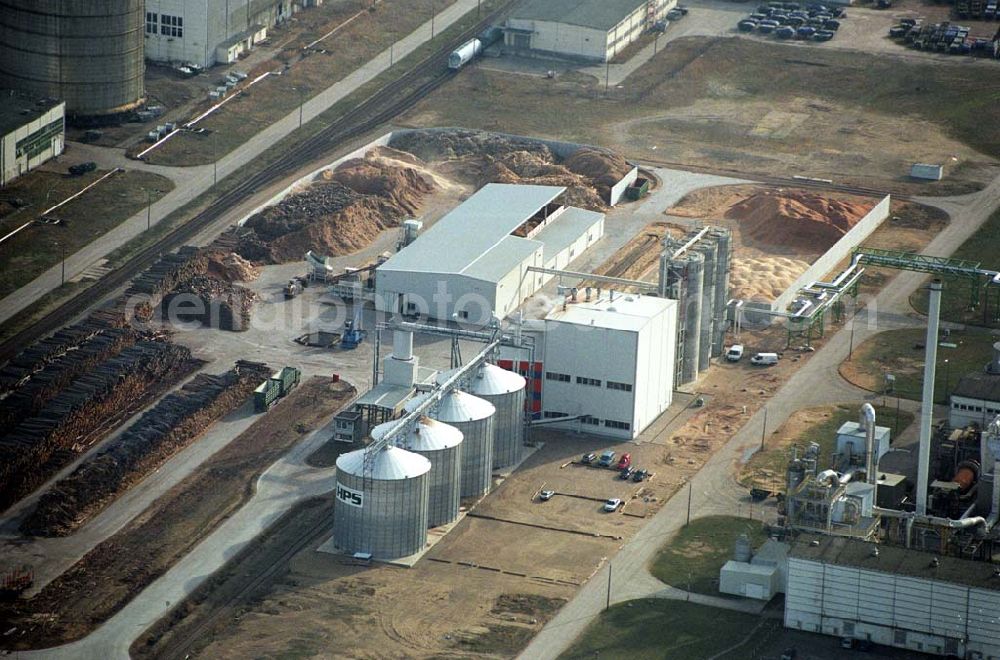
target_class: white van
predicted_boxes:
[726,345,744,362]
[750,352,779,366]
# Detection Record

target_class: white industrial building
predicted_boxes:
[375,183,605,324]
[503,0,675,62]
[720,538,788,601]
[949,346,1000,429]
[0,91,65,186]
[143,0,307,67]
[504,293,677,439]
[785,533,1000,658]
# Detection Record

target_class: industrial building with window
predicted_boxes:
[375,183,605,324]
[503,0,675,62]
[143,0,300,67]
[0,91,65,186]
[949,343,1000,429]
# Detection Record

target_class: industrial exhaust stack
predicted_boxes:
[916,280,943,516]
[861,403,877,484]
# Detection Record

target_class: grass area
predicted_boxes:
[649,515,767,596]
[145,0,460,166]
[909,207,1000,328]
[840,327,998,403]
[0,170,172,298]
[561,599,777,659]
[402,36,999,193]
[740,404,915,489]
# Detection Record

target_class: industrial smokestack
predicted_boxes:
[861,403,877,484]
[916,280,943,516]
[392,329,414,361]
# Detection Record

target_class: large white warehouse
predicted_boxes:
[503,0,675,62]
[503,293,677,439]
[375,183,605,324]
[785,533,1000,658]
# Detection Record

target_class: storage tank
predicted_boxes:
[372,417,462,527]
[407,389,495,498]
[437,363,526,469]
[333,445,430,559]
[448,38,483,69]
[0,0,145,119]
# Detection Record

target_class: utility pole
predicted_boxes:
[848,309,857,360]
[606,563,612,610]
[431,0,436,38]
[297,86,304,128]
[686,481,693,526]
[146,188,152,230]
[605,60,610,95]
[58,242,65,285]
[212,131,218,185]
[760,406,768,451]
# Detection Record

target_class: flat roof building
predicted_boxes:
[0,91,65,186]
[375,183,605,324]
[949,345,1000,429]
[504,0,676,62]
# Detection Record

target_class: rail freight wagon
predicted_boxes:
[448,39,483,69]
[253,366,301,412]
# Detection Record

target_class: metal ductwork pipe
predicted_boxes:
[916,280,943,516]
[861,403,877,484]
[985,415,1000,529]
[392,329,414,361]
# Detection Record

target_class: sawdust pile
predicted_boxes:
[204,251,260,282]
[390,129,634,210]
[729,256,811,301]
[238,155,436,263]
[726,191,872,250]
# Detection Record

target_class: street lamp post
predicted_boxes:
[146,188,153,230]
[944,358,951,400]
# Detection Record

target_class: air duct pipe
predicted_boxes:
[985,415,1000,529]
[916,280,943,516]
[861,403,877,484]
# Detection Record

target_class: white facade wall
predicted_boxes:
[785,557,1000,658]
[951,394,1000,429]
[506,19,608,61]
[540,216,605,274]
[1,103,65,186]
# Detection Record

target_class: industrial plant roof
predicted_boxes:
[546,293,675,332]
[790,533,1000,591]
[377,183,564,279]
[953,372,1000,403]
[0,89,63,135]
[509,0,649,31]
[534,207,604,264]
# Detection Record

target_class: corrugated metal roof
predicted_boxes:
[546,294,675,332]
[954,373,1000,403]
[509,0,649,31]
[336,445,431,479]
[534,207,604,264]
[464,235,540,282]
[378,183,564,277]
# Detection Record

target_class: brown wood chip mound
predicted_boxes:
[726,190,873,251]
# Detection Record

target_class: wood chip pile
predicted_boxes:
[22,360,271,537]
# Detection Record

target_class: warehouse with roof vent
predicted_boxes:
[503,0,676,62]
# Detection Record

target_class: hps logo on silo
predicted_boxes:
[336,482,364,507]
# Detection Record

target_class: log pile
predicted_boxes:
[0,341,199,513]
[23,360,271,536]
[161,276,257,332]
[124,246,208,322]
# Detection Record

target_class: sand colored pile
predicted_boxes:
[729,256,811,301]
[726,190,872,251]
[205,251,260,282]
[563,148,633,200]
[238,154,436,263]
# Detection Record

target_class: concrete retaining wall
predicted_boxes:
[770,194,891,312]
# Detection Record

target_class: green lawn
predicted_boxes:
[910,207,1000,328]
[740,404,915,489]
[650,516,767,596]
[842,328,998,404]
[561,599,777,659]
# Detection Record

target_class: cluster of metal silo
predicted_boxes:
[659,227,733,386]
[437,363,526,470]
[407,390,496,498]
[333,445,431,559]
[372,417,462,528]
[0,0,145,119]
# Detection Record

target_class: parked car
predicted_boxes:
[823,18,840,30]
[667,8,686,20]
[617,453,632,470]
[619,466,636,480]
[726,344,744,362]
[796,26,817,38]
[598,450,616,467]
[632,468,649,482]
[539,489,555,501]
[758,19,780,33]
[776,25,796,38]
[581,452,597,464]
[603,498,622,512]
[751,352,779,366]
[738,19,759,31]
[813,29,835,41]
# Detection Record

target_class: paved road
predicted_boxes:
[518,172,1000,659]
[0,0,487,327]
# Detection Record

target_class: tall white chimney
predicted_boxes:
[916,279,943,516]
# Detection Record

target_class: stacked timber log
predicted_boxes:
[0,341,199,513]
[23,360,271,536]
[124,246,208,323]
[161,275,257,332]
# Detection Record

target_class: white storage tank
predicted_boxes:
[407,389,495,498]
[438,364,526,469]
[372,417,462,528]
[333,445,430,559]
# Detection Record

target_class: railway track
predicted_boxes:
[0,4,512,366]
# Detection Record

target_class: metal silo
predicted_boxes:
[333,445,430,559]
[695,239,718,373]
[438,364,526,470]
[408,389,495,498]
[0,0,145,119]
[372,417,462,528]
[710,227,732,358]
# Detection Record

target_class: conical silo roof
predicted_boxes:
[405,389,495,423]
[438,363,525,396]
[372,416,463,451]
[336,445,431,480]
